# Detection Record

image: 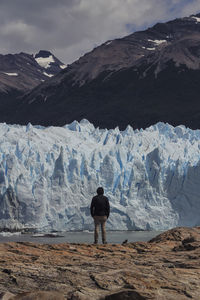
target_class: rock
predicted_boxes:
[0,292,15,300]
[0,292,65,300]
[10,291,65,300]
[1,227,200,299]
[122,239,128,245]
[69,291,90,300]
[105,290,146,300]
[149,226,200,243]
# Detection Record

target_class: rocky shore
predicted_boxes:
[0,227,200,299]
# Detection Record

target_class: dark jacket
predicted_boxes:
[90,194,110,218]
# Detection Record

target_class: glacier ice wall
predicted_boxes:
[0,119,200,231]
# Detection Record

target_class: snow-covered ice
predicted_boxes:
[0,120,200,231]
[0,231,21,237]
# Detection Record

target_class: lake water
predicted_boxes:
[0,230,162,244]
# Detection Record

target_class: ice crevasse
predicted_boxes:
[0,119,200,231]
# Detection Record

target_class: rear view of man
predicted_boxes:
[90,187,110,244]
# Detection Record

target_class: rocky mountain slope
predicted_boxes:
[10,12,200,129]
[0,227,200,299]
[0,50,66,123]
[0,50,66,93]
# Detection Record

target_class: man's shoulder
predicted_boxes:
[92,195,108,200]
[102,195,109,202]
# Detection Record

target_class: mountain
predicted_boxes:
[0,120,200,231]
[0,50,66,123]
[9,13,200,129]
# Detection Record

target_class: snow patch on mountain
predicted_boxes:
[142,46,156,51]
[192,16,200,23]
[148,39,167,45]
[3,72,18,76]
[105,41,113,46]
[0,120,200,232]
[43,72,54,77]
[35,55,55,69]
[60,64,67,69]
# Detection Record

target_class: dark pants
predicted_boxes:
[93,216,107,244]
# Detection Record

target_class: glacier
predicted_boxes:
[0,119,200,231]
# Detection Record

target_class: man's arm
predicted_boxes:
[90,198,95,217]
[106,198,110,218]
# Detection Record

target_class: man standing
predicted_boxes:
[90,187,110,244]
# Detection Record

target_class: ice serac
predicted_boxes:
[0,120,200,231]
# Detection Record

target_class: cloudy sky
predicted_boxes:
[0,0,200,64]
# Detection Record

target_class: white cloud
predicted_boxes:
[0,0,199,64]
[0,21,35,42]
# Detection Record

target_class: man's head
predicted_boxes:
[97,187,104,195]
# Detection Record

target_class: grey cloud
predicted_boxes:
[0,0,199,64]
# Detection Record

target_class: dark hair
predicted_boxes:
[97,187,104,195]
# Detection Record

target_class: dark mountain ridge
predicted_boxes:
[5,13,200,129]
[0,50,66,123]
[0,50,65,93]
